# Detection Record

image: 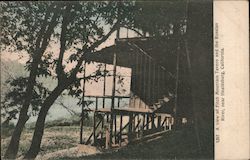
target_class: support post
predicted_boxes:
[134,52,139,108]
[146,114,149,130]
[93,112,96,145]
[80,61,86,144]
[128,113,132,142]
[174,42,180,128]
[117,98,120,108]
[101,114,104,139]
[135,115,141,137]
[101,64,106,139]
[103,64,106,109]
[142,114,145,130]
[106,114,109,123]
[119,115,123,147]
[95,97,98,110]
[151,114,155,129]
[147,59,152,105]
[130,52,136,108]
[114,114,117,144]
[152,62,156,104]
[132,113,136,132]
[139,53,143,108]
[110,48,117,148]
[143,56,148,108]
[158,116,161,129]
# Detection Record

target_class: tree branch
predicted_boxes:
[123,26,144,37]
[56,4,71,82]
[56,100,77,116]
[34,3,54,50]
[39,8,60,54]
[68,19,121,82]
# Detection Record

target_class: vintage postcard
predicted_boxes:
[0,0,249,160]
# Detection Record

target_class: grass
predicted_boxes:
[1,125,92,159]
[54,126,214,160]
[2,122,213,160]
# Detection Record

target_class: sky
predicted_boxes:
[1,27,138,122]
[1,27,138,95]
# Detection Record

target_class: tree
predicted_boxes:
[1,77,49,126]
[1,1,135,158]
[1,2,62,158]
[19,2,135,158]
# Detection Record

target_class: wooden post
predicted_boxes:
[134,53,140,108]
[130,52,136,108]
[105,126,110,149]
[151,114,155,129]
[169,117,172,130]
[142,114,145,130]
[106,114,109,123]
[80,61,86,144]
[146,114,149,130]
[166,117,169,130]
[110,48,117,148]
[101,114,104,139]
[139,53,143,108]
[152,62,156,104]
[117,98,120,108]
[114,114,117,144]
[174,42,180,128]
[93,112,96,145]
[95,97,98,110]
[128,113,132,142]
[103,64,107,109]
[143,56,148,108]
[136,115,140,137]
[157,116,161,129]
[101,64,106,139]
[132,113,136,132]
[119,115,123,147]
[161,117,167,130]
[147,59,152,105]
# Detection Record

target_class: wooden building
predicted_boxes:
[79,36,189,148]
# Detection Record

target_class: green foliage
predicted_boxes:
[133,0,187,36]
[0,2,53,52]
[1,122,15,138]
[1,1,135,125]
[1,77,50,123]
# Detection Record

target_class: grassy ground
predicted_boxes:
[1,125,92,159]
[55,127,213,160]
[2,124,213,160]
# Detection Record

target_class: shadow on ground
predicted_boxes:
[56,126,213,160]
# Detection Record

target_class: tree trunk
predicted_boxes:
[24,84,66,159]
[4,6,58,158]
[4,65,39,159]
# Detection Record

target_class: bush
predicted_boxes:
[1,122,15,138]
